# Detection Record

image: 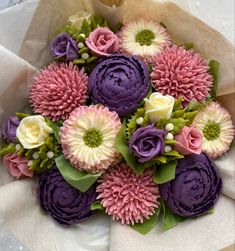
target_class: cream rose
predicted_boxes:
[16,115,53,149]
[144,92,174,123]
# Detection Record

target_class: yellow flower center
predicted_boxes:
[83,128,103,148]
[136,29,155,46]
[203,120,221,141]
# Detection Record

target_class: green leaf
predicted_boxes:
[163,150,183,159]
[46,119,62,143]
[153,160,177,184]
[182,42,194,50]
[112,22,123,33]
[15,112,30,119]
[165,139,176,145]
[115,120,145,174]
[184,111,198,125]
[207,208,215,214]
[173,97,183,111]
[80,19,91,36]
[168,118,188,134]
[0,143,16,156]
[156,118,168,129]
[209,60,220,100]
[131,204,161,235]
[186,100,207,112]
[90,201,104,211]
[143,155,168,168]
[161,200,185,230]
[55,155,102,192]
[126,108,149,141]
[93,15,104,27]
[172,108,187,118]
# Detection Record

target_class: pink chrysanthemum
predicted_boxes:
[118,19,171,63]
[30,62,88,121]
[151,45,213,105]
[60,105,121,173]
[96,163,160,225]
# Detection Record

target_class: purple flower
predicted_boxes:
[38,167,97,225]
[129,124,167,163]
[49,32,78,61]
[88,54,150,116]
[1,116,20,143]
[159,154,222,217]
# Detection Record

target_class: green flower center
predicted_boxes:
[83,128,103,148]
[135,29,155,46]
[203,120,221,141]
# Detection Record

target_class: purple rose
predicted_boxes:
[88,54,150,116]
[129,124,167,163]
[38,167,97,225]
[49,32,78,61]
[159,154,222,217]
[1,116,20,143]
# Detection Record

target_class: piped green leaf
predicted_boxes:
[55,155,102,192]
[46,119,62,143]
[80,19,91,36]
[90,201,104,211]
[131,204,161,235]
[168,118,188,134]
[182,42,194,50]
[0,143,16,156]
[209,59,220,100]
[15,112,31,119]
[161,200,185,230]
[186,100,207,112]
[153,160,177,184]
[173,97,183,111]
[115,120,145,174]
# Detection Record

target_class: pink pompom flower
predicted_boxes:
[3,153,33,179]
[151,45,213,105]
[30,62,88,121]
[86,27,119,56]
[96,163,160,225]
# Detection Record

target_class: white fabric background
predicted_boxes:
[0,1,234,251]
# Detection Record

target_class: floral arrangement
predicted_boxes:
[0,12,234,234]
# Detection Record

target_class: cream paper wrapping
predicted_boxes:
[0,0,234,250]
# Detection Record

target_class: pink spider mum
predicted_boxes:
[151,45,213,105]
[30,62,88,121]
[96,163,160,225]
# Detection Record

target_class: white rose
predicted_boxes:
[16,115,53,149]
[68,11,92,30]
[144,92,175,123]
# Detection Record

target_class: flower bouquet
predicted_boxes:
[0,0,234,250]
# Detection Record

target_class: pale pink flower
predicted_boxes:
[3,153,33,179]
[86,27,119,56]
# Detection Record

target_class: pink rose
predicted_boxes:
[3,153,33,179]
[85,27,119,56]
[174,126,203,155]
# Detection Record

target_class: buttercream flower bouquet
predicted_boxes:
[0,7,234,234]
